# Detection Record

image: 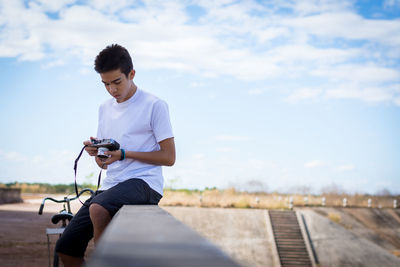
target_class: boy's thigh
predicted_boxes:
[55,199,94,258]
[90,178,161,217]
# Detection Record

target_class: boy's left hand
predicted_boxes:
[102,150,122,165]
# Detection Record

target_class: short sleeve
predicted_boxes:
[151,100,174,143]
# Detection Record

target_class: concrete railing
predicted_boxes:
[0,188,23,204]
[86,205,241,267]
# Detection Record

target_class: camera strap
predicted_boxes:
[74,145,103,206]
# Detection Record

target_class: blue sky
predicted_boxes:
[0,0,399,194]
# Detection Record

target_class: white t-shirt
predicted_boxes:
[96,88,173,195]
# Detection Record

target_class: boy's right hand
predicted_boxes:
[84,137,98,157]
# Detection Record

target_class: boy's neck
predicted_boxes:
[119,83,137,103]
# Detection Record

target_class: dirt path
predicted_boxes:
[0,209,53,267]
[0,198,94,267]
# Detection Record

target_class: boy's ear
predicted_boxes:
[129,69,135,80]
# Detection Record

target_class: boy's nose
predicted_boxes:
[107,85,117,92]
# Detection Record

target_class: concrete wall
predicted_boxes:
[299,209,400,267]
[0,188,23,204]
[86,205,242,267]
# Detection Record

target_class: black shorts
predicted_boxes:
[55,178,162,258]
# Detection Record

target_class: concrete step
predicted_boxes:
[269,210,313,267]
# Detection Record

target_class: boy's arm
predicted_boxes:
[103,137,176,166]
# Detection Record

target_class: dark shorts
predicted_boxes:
[55,178,162,258]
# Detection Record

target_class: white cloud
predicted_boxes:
[384,0,400,8]
[215,147,234,153]
[394,96,400,106]
[325,83,400,104]
[28,0,76,12]
[287,11,400,46]
[0,0,398,105]
[32,155,45,164]
[0,150,28,162]
[335,164,356,172]
[215,135,250,142]
[290,0,353,15]
[208,93,217,100]
[311,64,400,84]
[304,160,325,168]
[286,87,323,103]
[248,88,265,96]
[190,82,205,88]
[191,153,206,161]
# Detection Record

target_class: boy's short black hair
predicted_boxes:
[94,44,133,77]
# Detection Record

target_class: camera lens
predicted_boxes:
[97,147,110,158]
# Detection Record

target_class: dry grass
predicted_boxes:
[328,212,341,224]
[2,183,398,210]
[392,250,400,257]
[159,188,399,210]
[160,188,290,209]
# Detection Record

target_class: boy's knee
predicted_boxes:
[57,252,84,266]
[89,203,110,221]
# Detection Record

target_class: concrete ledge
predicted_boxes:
[0,188,23,204]
[86,205,242,267]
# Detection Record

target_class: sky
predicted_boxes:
[0,0,399,194]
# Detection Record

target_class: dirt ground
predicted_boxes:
[0,196,95,267]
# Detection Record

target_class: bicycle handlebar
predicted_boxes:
[38,188,94,215]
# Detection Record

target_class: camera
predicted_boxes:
[90,138,120,159]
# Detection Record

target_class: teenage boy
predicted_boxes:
[55,44,175,267]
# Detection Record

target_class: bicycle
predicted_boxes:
[38,188,95,267]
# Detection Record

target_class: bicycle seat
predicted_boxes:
[51,212,74,225]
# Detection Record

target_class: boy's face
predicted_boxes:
[100,69,136,103]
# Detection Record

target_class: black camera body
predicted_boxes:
[90,138,120,158]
